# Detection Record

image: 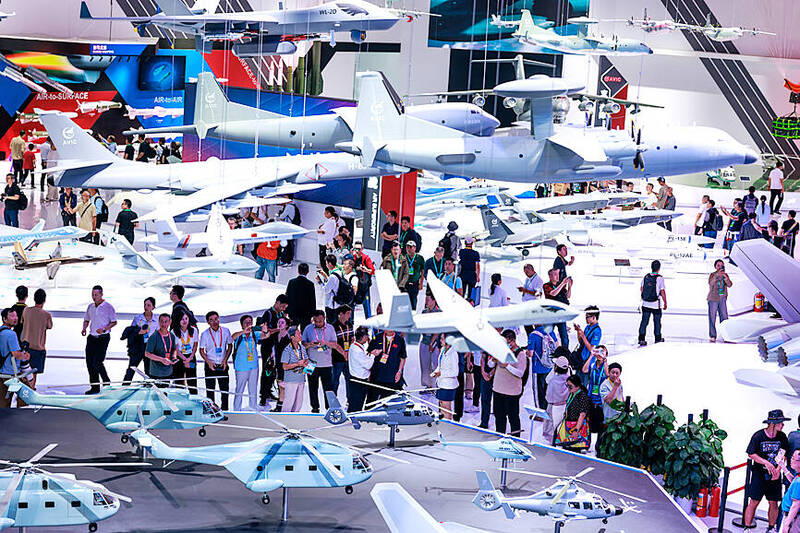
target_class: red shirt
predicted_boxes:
[256,241,280,260]
[22,150,36,170]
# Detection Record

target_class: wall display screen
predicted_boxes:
[138,56,186,92]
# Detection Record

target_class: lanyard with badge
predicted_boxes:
[160,332,173,361]
[314,327,327,354]
[210,328,224,364]
[443,272,455,288]
[390,258,399,280]
[381,335,393,364]
[432,258,444,278]
[340,325,352,351]
[406,253,416,277]
[590,361,604,396]
[243,334,255,362]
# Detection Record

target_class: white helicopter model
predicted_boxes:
[473,467,645,531]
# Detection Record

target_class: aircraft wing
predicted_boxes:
[548,131,608,162]
[571,93,664,109]
[425,271,516,364]
[138,267,207,288]
[733,369,799,396]
[731,240,800,323]
[80,2,279,24]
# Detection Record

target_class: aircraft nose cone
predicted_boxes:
[743,147,758,164]
[614,506,623,516]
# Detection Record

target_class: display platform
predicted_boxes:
[0,409,698,532]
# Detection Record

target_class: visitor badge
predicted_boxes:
[303,361,317,375]
[183,344,191,354]
[248,352,254,362]
[592,384,599,395]
[380,352,390,364]
[343,341,350,350]
[317,345,325,352]
[215,347,223,355]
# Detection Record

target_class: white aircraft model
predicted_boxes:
[140,205,309,261]
[363,270,578,363]
[37,113,390,214]
[372,483,493,533]
[616,10,775,42]
[77,100,122,115]
[0,220,88,250]
[125,105,184,120]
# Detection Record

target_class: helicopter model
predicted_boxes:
[438,431,533,462]
[324,384,443,447]
[473,467,645,531]
[3,368,224,442]
[128,413,404,520]
[0,443,145,532]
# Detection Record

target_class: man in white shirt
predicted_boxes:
[319,255,340,324]
[81,285,117,394]
[769,160,785,215]
[599,362,624,421]
[198,311,233,410]
[347,326,375,412]
[644,183,658,209]
[694,195,710,236]
[518,263,544,335]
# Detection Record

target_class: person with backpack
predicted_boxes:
[702,199,722,249]
[638,260,666,346]
[572,306,602,382]
[320,255,350,324]
[0,307,31,408]
[89,189,108,245]
[527,324,558,410]
[721,199,746,251]
[256,294,288,406]
[230,315,265,411]
[380,241,409,291]
[278,198,300,265]
[398,215,422,251]
[352,241,375,317]
[740,212,765,242]
[440,221,461,262]
[76,189,96,243]
[404,240,425,310]
[694,195,710,236]
[743,186,759,216]
[707,259,733,343]
[170,285,198,330]
[2,173,22,227]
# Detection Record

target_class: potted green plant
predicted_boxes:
[662,417,727,511]
[640,403,676,479]
[596,402,645,468]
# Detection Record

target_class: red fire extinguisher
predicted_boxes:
[696,488,708,517]
[708,486,721,518]
[754,292,765,312]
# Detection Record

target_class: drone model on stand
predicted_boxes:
[473,467,645,532]
[0,444,146,532]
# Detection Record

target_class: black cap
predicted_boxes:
[763,409,791,424]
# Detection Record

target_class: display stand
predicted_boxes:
[500,458,509,490]
[387,424,398,448]
[281,487,290,523]
[553,520,564,533]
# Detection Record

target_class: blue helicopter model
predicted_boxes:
[0,444,146,532]
[4,368,224,442]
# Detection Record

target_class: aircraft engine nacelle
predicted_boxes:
[502,97,518,109]
[351,30,367,43]
[246,479,285,493]
[602,102,621,114]
[578,99,594,112]
[472,95,486,107]
[0,518,15,529]
[106,421,144,433]
[776,338,800,366]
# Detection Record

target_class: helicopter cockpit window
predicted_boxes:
[202,400,221,416]
[353,456,371,471]
[568,502,580,509]
[92,492,108,506]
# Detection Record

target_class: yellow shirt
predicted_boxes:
[10,137,25,160]
[77,201,96,231]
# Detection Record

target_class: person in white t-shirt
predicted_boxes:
[198,311,233,410]
[317,206,339,273]
[431,334,459,420]
[694,195,710,236]
[347,326,375,412]
[644,183,658,209]
[769,160,785,215]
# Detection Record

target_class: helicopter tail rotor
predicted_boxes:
[324,391,349,426]
[473,470,514,518]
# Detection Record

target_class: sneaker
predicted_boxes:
[638,340,647,347]
[464,404,479,413]
[270,404,283,412]
[84,388,100,395]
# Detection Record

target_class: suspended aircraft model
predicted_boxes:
[336,71,758,184]
[473,467,645,532]
[37,113,391,218]
[128,413,406,520]
[361,270,578,360]
[3,368,224,442]
[486,10,653,56]
[124,71,501,147]
[0,220,88,250]
[13,242,104,280]
[616,10,775,42]
[0,444,145,532]
[79,0,405,56]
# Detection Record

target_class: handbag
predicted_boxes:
[554,419,591,450]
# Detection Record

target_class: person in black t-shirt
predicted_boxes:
[380,210,399,258]
[553,244,574,282]
[2,173,21,227]
[782,210,799,256]
[458,237,480,303]
[137,135,157,162]
[257,294,288,405]
[743,409,791,530]
[114,199,138,244]
[123,137,135,161]
[332,306,353,400]
[366,330,406,404]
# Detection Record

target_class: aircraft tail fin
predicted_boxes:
[516,9,536,37]
[151,218,182,250]
[38,113,118,163]
[79,1,94,19]
[371,483,449,533]
[323,391,349,425]
[480,206,513,243]
[112,234,162,272]
[12,242,27,267]
[192,72,282,139]
[152,0,193,16]
[473,470,514,518]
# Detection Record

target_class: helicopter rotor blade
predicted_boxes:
[550,481,572,505]
[0,471,25,518]
[172,419,284,434]
[308,435,411,465]
[218,439,272,467]
[574,479,647,503]
[350,378,397,393]
[38,469,133,503]
[132,367,149,381]
[499,468,561,480]
[413,393,456,415]
[298,437,345,480]
[256,411,291,432]
[28,443,59,464]
[63,387,119,407]
[572,467,594,480]
[39,463,151,468]
[150,383,179,412]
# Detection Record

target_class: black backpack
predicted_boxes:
[16,191,27,211]
[439,233,453,259]
[332,273,355,306]
[291,205,301,226]
[710,208,723,231]
[354,272,370,305]
[641,273,660,302]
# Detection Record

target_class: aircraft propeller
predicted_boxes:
[353,378,455,415]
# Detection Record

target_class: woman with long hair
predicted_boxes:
[488,273,510,307]
[171,310,198,394]
[431,333,458,420]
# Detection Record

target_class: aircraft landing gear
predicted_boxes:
[280,487,289,523]
[553,521,565,533]
[120,434,129,444]
[602,518,608,524]
[261,494,270,505]
[500,458,509,491]
[198,428,206,437]
[89,523,98,532]
[345,485,353,495]
[387,424,399,448]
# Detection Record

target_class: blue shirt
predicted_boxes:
[783,477,800,513]
[0,326,21,375]
[442,272,463,292]
[528,328,557,374]
[580,323,602,361]
[233,331,261,372]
